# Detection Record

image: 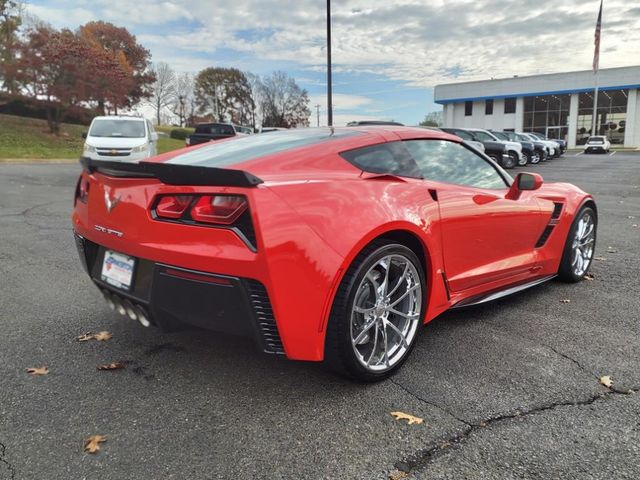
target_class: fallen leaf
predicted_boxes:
[389,471,409,480]
[440,441,451,448]
[84,435,107,453]
[26,367,49,376]
[76,331,112,342]
[97,362,125,371]
[94,331,113,341]
[560,299,571,304]
[391,411,423,425]
[584,273,595,281]
[594,256,607,261]
[599,375,613,388]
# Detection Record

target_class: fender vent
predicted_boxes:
[551,202,563,220]
[246,280,284,354]
[535,225,555,248]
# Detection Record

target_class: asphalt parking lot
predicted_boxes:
[1,152,639,480]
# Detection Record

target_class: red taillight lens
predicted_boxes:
[155,195,194,219]
[77,176,90,204]
[191,195,248,225]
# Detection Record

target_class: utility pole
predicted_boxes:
[326,0,333,126]
[315,104,321,127]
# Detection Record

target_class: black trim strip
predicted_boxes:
[80,157,263,187]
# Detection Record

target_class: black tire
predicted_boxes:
[324,240,426,382]
[520,151,531,166]
[503,152,517,169]
[488,153,502,166]
[557,206,597,283]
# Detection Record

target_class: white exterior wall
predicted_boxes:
[625,89,639,148]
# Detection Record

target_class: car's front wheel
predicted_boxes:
[325,241,425,382]
[558,206,597,282]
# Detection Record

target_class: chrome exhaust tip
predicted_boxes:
[123,299,138,321]
[102,290,116,310]
[135,306,151,328]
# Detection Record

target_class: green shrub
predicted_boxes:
[169,128,194,140]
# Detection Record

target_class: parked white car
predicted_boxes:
[520,132,557,158]
[583,136,611,153]
[83,116,158,162]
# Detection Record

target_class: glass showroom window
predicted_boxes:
[576,89,628,145]
[523,94,570,140]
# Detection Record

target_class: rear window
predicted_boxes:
[195,124,235,135]
[167,128,361,167]
[588,137,605,144]
[89,119,145,138]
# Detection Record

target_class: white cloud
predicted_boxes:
[24,0,640,90]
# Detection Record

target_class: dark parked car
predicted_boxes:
[441,127,512,168]
[490,131,535,166]
[186,123,248,147]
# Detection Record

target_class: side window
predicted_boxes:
[340,142,422,179]
[404,140,509,190]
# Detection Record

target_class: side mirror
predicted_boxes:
[81,132,87,139]
[151,132,159,142]
[506,173,543,199]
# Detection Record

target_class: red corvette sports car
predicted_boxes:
[72,126,597,381]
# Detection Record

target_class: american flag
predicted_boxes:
[593,0,603,73]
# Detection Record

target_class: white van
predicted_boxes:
[83,116,158,162]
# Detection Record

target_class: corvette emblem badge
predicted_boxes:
[104,190,120,213]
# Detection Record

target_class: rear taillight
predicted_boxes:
[155,195,193,219]
[75,175,90,204]
[191,195,247,225]
[151,193,255,249]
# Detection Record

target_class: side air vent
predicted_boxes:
[535,225,555,248]
[551,202,563,220]
[246,280,284,354]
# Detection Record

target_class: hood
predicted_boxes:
[500,141,522,151]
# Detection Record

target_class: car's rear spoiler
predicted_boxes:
[79,157,263,187]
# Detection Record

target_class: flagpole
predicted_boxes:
[592,75,599,136]
[591,0,603,136]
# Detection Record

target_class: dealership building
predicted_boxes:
[434,65,640,148]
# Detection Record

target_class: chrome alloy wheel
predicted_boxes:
[571,212,595,276]
[350,255,422,372]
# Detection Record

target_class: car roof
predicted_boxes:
[92,115,144,121]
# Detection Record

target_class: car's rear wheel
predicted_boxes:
[520,151,530,166]
[531,152,541,164]
[325,241,425,382]
[558,206,597,282]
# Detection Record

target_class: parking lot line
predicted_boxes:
[609,151,617,156]
[574,152,583,156]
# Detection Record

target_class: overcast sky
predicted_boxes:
[25,0,640,126]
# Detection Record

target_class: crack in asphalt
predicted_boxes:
[391,384,640,476]
[0,440,16,480]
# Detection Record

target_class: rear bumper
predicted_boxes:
[74,233,284,354]
[584,146,607,153]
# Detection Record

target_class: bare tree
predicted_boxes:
[171,72,194,127]
[259,71,310,128]
[148,62,175,125]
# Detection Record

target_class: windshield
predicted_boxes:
[167,128,361,167]
[473,130,497,142]
[492,132,508,141]
[195,124,235,135]
[89,119,146,138]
